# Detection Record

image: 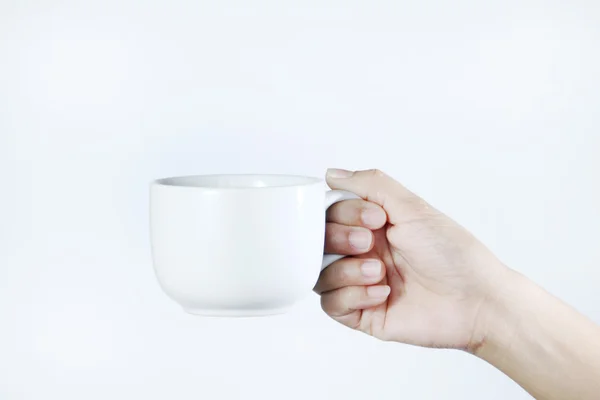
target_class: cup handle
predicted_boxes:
[321,190,361,271]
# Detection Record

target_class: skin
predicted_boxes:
[317,168,600,400]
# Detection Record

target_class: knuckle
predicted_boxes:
[363,168,386,179]
[343,286,359,304]
[335,265,351,283]
[335,260,359,283]
[321,291,346,316]
[373,169,387,178]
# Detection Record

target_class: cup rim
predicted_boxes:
[150,173,324,190]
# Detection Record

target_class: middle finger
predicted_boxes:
[325,223,374,255]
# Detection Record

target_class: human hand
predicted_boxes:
[315,168,509,351]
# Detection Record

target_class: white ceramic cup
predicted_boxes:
[150,174,358,317]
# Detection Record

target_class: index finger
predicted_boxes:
[327,199,387,230]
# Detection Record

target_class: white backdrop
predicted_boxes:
[1,1,599,399]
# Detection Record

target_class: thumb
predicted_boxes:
[326,168,425,223]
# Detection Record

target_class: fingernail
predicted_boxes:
[327,168,354,178]
[361,208,385,227]
[361,260,381,277]
[348,230,372,251]
[367,285,391,298]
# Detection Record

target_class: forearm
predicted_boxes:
[474,269,600,400]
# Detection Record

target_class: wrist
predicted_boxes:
[467,266,528,357]
[466,264,600,399]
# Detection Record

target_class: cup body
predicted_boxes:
[150,174,327,316]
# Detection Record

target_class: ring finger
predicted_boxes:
[314,257,385,294]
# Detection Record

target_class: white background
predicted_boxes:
[1,1,599,399]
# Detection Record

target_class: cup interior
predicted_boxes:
[154,174,321,189]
